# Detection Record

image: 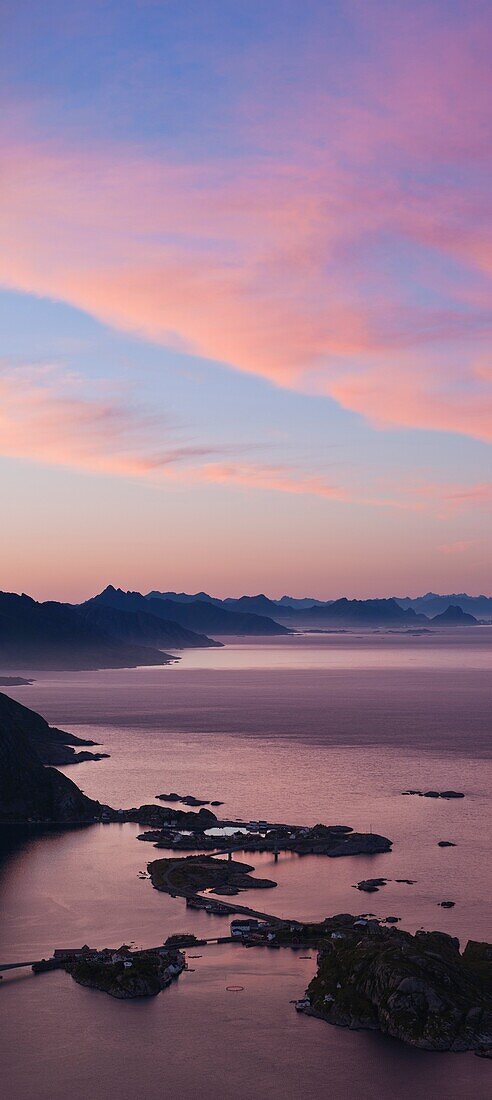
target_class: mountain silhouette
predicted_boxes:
[431,604,478,626]
[0,591,170,670]
[78,598,220,650]
[124,587,290,635]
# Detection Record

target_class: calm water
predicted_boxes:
[1,634,491,1099]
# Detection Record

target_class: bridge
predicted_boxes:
[0,960,43,972]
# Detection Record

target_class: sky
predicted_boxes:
[0,0,491,601]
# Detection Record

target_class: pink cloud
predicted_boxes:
[438,540,477,555]
[189,462,357,503]
[329,356,492,440]
[389,478,492,517]
[0,5,490,440]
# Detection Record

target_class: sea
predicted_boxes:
[1,632,491,1099]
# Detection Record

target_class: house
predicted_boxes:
[231,918,264,938]
[53,945,91,959]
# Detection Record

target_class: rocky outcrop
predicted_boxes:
[303,922,492,1052]
[0,691,108,765]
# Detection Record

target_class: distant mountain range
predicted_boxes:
[139,589,290,635]
[394,592,492,619]
[0,586,486,673]
[146,591,487,629]
[0,589,221,672]
[293,597,427,628]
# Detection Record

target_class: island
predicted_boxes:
[402,789,465,799]
[353,878,388,893]
[136,812,392,858]
[148,854,277,897]
[297,919,492,1053]
[156,792,224,807]
[34,944,186,998]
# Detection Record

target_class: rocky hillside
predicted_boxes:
[0,692,103,823]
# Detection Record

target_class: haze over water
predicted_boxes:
[1,634,491,1099]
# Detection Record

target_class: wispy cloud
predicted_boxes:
[0,365,225,477]
[2,366,490,520]
[0,364,415,507]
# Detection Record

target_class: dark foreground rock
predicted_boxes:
[0,694,104,823]
[302,922,492,1052]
